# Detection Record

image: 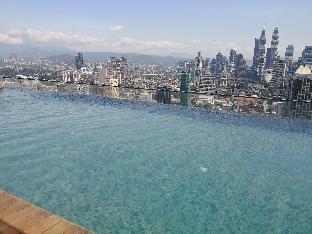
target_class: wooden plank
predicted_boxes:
[0,201,28,219]
[25,214,62,234]
[65,226,81,234]
[0,222,20,234]
[0,198,19,212]
[0,191,94,234]
[0,197,16,207]
[0,219,10,230]
[2,209,50,232]
[1,205,37,225]
[65,226,91,234]
[0,210,48,232]
[44,220,75,234]
[0,192,11,201]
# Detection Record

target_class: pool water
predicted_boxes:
[0,89,312,233]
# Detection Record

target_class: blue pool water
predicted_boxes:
[1,88,312,233]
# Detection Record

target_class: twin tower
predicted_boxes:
[253,27,279,79]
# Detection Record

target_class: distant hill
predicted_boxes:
[48,52,186,65]
[0,43,187,65]
[82,52,187,65]
[46,54,75,63]
[0,43,254,65]
[0,43,74,59]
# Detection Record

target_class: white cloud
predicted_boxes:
[0,31,23,44]
[0,28,254,57]
[109,25,124,32]
[0,28,99,46]
[190,39,201,44]
[117,37,183,51]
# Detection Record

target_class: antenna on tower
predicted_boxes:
[275,18,279,28]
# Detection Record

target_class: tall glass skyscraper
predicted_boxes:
[75,52,84,70]
[253,39,260,67]
[180,72,192,92]
[252,28,266,80]
[194,52,203,88]
[285,45,294,60]
[285,45,295,71]
[265,27,279,69]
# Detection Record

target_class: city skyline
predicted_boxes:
[0,0,311,58]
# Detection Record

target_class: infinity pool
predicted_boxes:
[1,88,312,233]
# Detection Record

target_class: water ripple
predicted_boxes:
[0,89,312,233]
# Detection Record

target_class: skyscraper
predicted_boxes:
[271,56,287,94]
[235,54,248,78]
[285,45,294,61]
[229,49,237,64]
[265,27,279,69]
[197,73,217,94]
[259,28,267,61]
[180,72,192,92]
[203,58,210,70]
[285,45,294,71]
[265,48,275,69]
[228,49,237,77]
[194,52,203,89]
[302,46,312,67]
[252,28,266,80]
[214,52,227,75]
[271,27,279,58]
[180,93,191,107]
[74,52,84,70]
[290,65,312,102]
[253,38,260,67]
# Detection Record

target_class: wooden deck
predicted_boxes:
[0,190,94,233]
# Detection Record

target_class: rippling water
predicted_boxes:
[1,88,312,233]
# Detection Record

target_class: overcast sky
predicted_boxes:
[0,0,311,58]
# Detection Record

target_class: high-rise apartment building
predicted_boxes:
[271,57,287,90]
[197,73,217,95]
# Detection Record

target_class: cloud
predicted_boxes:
[0,31,23,44]
[117,37,183,51]
[109,25,124,32]
[0,28,99,46]
[190,39,201,44]
[0,28,254,57]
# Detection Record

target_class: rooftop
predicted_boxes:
[295,65,312,75]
